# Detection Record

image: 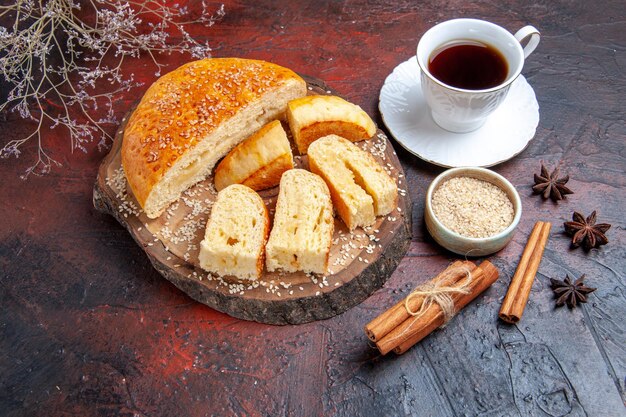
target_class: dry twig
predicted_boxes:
[0,0,225,177]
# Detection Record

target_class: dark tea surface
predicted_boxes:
[428,41,508,90]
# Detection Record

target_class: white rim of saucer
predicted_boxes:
[378,56,539,168]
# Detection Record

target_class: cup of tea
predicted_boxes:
[416,18,540,133]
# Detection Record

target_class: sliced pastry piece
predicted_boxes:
[199,184,269,281]
[265,169,334,274]
[286,95,376,154]
[122,58,307,218]
[308,135,397,230]
[214,120,293,191]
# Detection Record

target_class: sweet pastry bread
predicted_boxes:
[308,135,397,230]
[198,184,269,281]
[265,169,334,274]
[214,120,293,191]
[286,95,376,154]
[122,58,307,218]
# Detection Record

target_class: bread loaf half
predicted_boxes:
[287,95,376,154]
[122,58,307,218]
[308,135,397,230]
[214,120,294,192]
[198,184,269,281]
[265,169,334,274]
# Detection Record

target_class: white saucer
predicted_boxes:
[379,56,539,167]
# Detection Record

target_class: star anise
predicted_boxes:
[550,275,596,308]
[564,211,611,250]
[533,164,574,201]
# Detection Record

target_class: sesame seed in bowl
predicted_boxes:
[424,167,522,256]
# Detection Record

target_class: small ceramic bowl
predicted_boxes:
[424,167,522,256]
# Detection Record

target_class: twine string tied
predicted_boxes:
[404,266,473,326]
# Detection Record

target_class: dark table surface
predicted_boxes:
[1,1,625,416]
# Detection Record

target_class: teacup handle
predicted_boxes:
[514,26,540,59]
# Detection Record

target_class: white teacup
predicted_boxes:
[417,19,540,133]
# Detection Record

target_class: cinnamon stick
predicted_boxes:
[499,221,551,324]
[375,260,499,355]
[364,260,477,342]
[392,261,499,354]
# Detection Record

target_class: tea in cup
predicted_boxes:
[416,19,540,133]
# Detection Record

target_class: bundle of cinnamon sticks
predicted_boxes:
[365,260,499,355]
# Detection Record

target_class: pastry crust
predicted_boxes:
[241,153,294,191]
[214,120,293,191]
[287,95,376,154]
[122,58,306,218]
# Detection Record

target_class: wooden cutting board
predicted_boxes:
[93,75,411,325]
